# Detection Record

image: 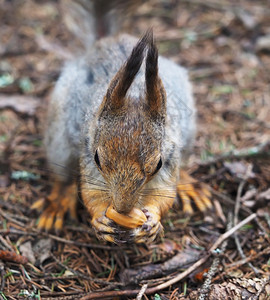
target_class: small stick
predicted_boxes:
[39,231,122,250]
[209,213,256,252]
[0,237,13,253]
[234,165,258,274]
[0,208,25,227]
[136,284,148,300]
[209,188,251,215]
[198,141,270,167]
[198,213,232,300]
[0,262,5,291]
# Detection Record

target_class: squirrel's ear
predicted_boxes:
[145,33,166,119]
[101,32,150,112]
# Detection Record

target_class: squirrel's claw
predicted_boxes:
[92,212,128,243]
[91,204,118,243]
[177,171,212,214]
[92,215,115,235]
[32,182,77,231]
[134,221,163,244]
[132,208,163,243]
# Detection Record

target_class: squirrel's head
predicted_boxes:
[92,30,166,214]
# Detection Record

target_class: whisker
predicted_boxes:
[79,184,107,190]
[36,166,72,178]
[141,190,176,195]
[81,175,106,186]
[49,161,80,175]
[80,187,110,193]
[139,194,176,199]
[79,177,106,186]
[45,161,106,186]
[84,195,112,206]
[142,187,176,192]
[143,184,204,193]
[39,171,107,189]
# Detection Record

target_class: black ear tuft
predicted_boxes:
[102,29,165,114]
[145,31,158,90]
[113,30,153,99]
[145,30,166,119]
[105,30,154,102]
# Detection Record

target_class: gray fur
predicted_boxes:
[45,34,196,188]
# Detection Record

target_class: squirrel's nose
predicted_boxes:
[113,193,135,214]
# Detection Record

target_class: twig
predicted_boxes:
[234,179,246,226]
[209,188,251,215]
[234,165,259,274]
[180,0,230,11]
[0,236,13,252]
[81,213,257,299]
[225,246,270,270]
[40,295,83,300]
[136,284,148,300]
[0,209,26,228]
[254,216,270,244]
[40,291,85,298]
[234,236,259,274]
[263,213,270,229]
[38,231,122,250]
[0,262,5,291]
[209,213,256,252]
[0,227,122,250]
[21,265,38,294]
[198,213,233,300]
[198,141,270,167]
[0,229,37,236]
[215,257,270,283]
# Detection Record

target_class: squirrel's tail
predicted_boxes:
[60,0,142,49]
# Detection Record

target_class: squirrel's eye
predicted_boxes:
[94,150,102,170]
[152,158,162,176]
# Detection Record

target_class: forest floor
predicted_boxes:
[0,0,269,299]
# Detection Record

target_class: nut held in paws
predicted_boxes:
[106,205,147,229]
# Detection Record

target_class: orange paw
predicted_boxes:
[92,213,121,243]
[91,205,163,244]
[31,182,77,231]
[132,208,163,243]
[177,171,212,214]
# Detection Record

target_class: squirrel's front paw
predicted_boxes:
[177,171,212,214]
[131,208,163,243]
[31,182,77,232]
[92,207,163,244]
[91,214,122,243]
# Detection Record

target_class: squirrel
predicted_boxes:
[32,1,212,244]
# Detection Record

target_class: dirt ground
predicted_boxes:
[0,0,270,299]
